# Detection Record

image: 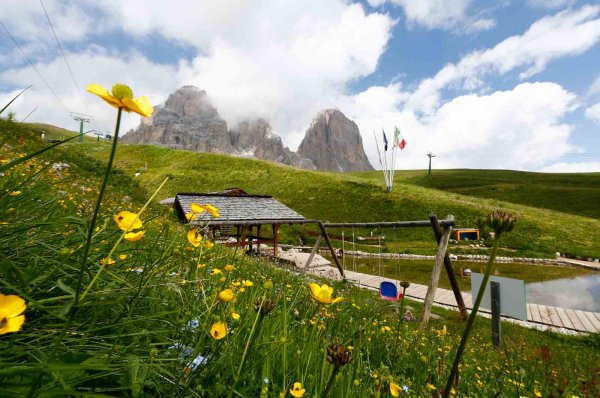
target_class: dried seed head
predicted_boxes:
[254,297,275,316]
[326,344,352,367]
[487,211,516,236]
[400,280,410,289]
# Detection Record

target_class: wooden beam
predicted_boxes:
[324,219,455,229]
[318,221,345,279]
[430,214,467,320]
[273,224,280,256]
[420,215,453,328]
[303,234,322,272]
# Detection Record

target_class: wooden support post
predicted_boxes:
[240,225,247,252]
[272,224,280,256]
[256,225,262,254]
[420,215,453,328]
[303,234,322,272]
[318,221,345,279]
[491,281,502,348]
[248,225,253,252]
[429,214,467,320]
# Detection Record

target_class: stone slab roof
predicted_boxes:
[174,192,306,225]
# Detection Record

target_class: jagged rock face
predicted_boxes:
[229,118,314,168]
[297,109,374,172]
[122,86,233,153]
[123,86,369,172]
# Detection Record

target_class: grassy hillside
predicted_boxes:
[64,142,600,259]
[3,120,599,397]
[350,169,600,219]
[22,122,96,142]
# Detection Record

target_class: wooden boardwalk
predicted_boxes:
[337,269,600,334]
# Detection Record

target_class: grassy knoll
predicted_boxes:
[66,142,600,259]
[351,169,600,220]
[1,121,600,397]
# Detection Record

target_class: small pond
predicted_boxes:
[525,274,600,312]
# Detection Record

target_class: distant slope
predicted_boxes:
[64,142,600,259]
[350,169,600,219]
[22,122,96,142]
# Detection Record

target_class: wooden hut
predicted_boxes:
[173,189,307,255]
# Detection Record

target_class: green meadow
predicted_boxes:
[66,141,600,260]
[1,119,599,397]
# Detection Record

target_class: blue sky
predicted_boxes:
[0,0,599,172]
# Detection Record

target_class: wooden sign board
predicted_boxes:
[471,273,527,321]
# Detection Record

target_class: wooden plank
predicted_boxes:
[582,311,600,332]
[574,310,596,333]
[526,305,532,321]
[555,307,574,330]
[538,305,553,325]
[435,290,455,304]
[420,217,453,327]
[408,284,429,298]
[565,309,586,332]
[529,304,542,323]
[545,305,564,327]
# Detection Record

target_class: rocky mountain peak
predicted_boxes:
[297,109,373,172]
[123,86,371,172]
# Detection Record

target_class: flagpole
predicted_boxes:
[373,131,389,190]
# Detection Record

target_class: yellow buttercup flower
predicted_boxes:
[290,382,305,397]
[210,321,227,340]
[0,294,26,335]
[390,382,402,397]
[119,254,129,260]
[224,264,235,272]
[8,191,21,196]
[204,204,220,218]
[231,312,240,320]
[86,83,153,117]
[204,240,214,249]
[210,268,222,276]
[426,383,436,391]
[242,280,253,287]
[100,257,116,265]
[218,289,234,302]
[185,212,198,222]
[124,230,145,242]
[187,229,203,247]
[114,211,142,231]
[190,203,206,214]
[308,283,343,304]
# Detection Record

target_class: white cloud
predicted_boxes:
[589,75,600,95]
[539,161,600,172]
[527,0,575,10]
[367,0,494,32]
[0,48,193,133]
[0,1,394,143]
[585,102,600,122]
[341,82,578,171]
[406,5,600,113]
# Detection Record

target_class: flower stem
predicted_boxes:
[72,106,123,310]
[442,236,501,398]
[229,297,266,397]
[322,365,340,398]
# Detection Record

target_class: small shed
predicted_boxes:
[173,189,307,255]
[453,228,480,241]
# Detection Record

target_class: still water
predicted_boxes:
[525,274,600,312]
